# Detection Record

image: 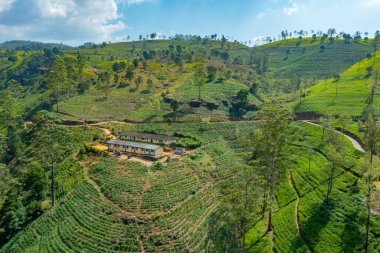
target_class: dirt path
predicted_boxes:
[88,124,112,135]
[302,121,365,153]
[289,171,314,253]
[137,170,152,211]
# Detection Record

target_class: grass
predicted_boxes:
[245,121,378,253]
[256,37,373,79]
[294,46,380,118]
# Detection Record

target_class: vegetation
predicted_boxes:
[0,31,379,252]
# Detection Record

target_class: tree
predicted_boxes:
[77,54,86,78]
[114,73,119,85]
[323,126,345,204]
[327,28,336,38]
[221,35,227,49]
[133,58,139,68]
[5,125,22,164]
[134,76,143,90]
[194,61,206,101]
[33,111,71,207]
[221,166,263,252]
[363,114,380,164]
[125,68,135,84]
[150,33,157,40]
[170,100,179,122]
[0,84,19,127]
[249,82,259,96]
[99,72,112,99]
[248,103,292,232]
[207,65,217,82]
[23,163,47,202]
[147,78,153,90]
[46,56,68,113]
[0,189,26,240]
[373,31,380,65]
[0,85,22,164]
[359,113,379,252]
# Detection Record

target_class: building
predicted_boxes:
[174,147,186,155]
[107,139,164,157]
[113,131,178,144]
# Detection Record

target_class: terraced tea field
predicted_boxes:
[2,121,379,252]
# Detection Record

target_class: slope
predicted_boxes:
[254,37,373,79]
[294,45,380,118]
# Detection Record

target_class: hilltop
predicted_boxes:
[0,40,72,51]
[0,37,375,123]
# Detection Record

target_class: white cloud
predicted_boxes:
[0,0,127,44]
[126,0,145,4]
[256,12,266,19]
[283,2,300,16]
[38,0,76,18]
[364,0,380,5]
[0,0,15,13]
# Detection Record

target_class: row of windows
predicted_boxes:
[109,144,156,154]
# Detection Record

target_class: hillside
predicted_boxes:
[2,121,378,252]
[0,40,72,51]
[1,36,379,253]
[295,44,379,116]
[255,37,373,79]
[0,38,374,123]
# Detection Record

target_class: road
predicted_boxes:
[301,121,365,153]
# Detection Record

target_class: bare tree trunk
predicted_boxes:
[364,186,371,253]
[51,163,55,207]
[267,188,273,232]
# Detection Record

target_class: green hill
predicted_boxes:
[255,37,373,79]
[0,37,374,124]
[2,121,378,252]
[1,37,380,252]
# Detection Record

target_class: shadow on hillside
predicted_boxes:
[206,210,240,252]
[339,187,365,253]
[300,200,335,249]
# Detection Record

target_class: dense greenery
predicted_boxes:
[0,34,379,252]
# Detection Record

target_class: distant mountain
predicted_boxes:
[0,40,72,51]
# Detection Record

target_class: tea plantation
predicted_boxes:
[2,120,378,252]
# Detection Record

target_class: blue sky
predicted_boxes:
[0,0,379,45]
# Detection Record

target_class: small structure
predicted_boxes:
[113,131,178,144]
[174,147,186,155]
[107,139,163,157]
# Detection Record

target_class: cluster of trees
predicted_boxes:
[0,40,71,51]
[265,29,380,45]
[46,54,87,112]
[0,78,71,245]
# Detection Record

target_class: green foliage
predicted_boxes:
[78,142,109,158]
[152,161,164,171]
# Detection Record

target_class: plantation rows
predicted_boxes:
[90,159,204,213]
[142,186,220,252]
[260,40,373,78]
[1,182,143,253]
[246,121,378,252]
[141,163,204,211]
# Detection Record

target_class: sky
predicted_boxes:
[0,0,379,46]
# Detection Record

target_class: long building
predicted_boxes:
[113,131,178,144]
[107,139,164,157]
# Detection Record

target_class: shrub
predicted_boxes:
[152,161,164,170]
[78,142,109,158]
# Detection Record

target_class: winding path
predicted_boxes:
[301,121,365,153]
[289,171,314,253]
